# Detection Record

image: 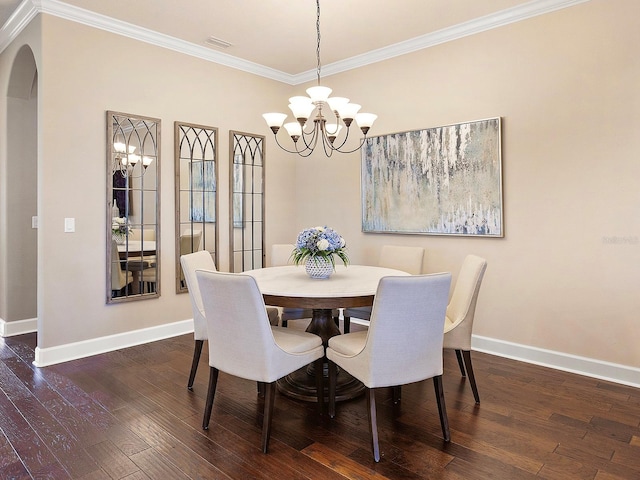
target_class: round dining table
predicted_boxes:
[244,264,409,402]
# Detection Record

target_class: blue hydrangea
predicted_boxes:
[292,226,349,266]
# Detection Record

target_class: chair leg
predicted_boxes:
[392,385,402,404]
[314,358,324,415]
[433,375,450,442]
[187,340,204,390]
[343,316,351,333]
[455,349,466,377]
[366,388,381,462]
[281,319,288,328]
[462,350,480,404]
[202,367,219,430]
[328,360,337,418]
[261,382,277,453]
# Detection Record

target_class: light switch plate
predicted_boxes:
[64,217,75,233]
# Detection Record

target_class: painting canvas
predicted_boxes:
[232,155,243,228]
[190,160,215,222]
[361,117,503,236]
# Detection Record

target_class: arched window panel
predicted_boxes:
[175,122,218,292]
[229,131,265,273]
[107,111,160,303]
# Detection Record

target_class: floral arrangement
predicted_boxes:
[112,217,131,235]
[292,226,349,268]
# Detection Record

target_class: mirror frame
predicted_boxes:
[229,130,266,272]
[106,111,161,303]
[174,121,219,293]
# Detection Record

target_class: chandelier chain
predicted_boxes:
[316,0,321,85]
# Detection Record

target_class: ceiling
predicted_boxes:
[1,0,586,81]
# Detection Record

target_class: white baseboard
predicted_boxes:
[0,317,37,337]
[16,316,640,389]
[472,334,640,389]
[349,318,370,327]
[34,319,194,367]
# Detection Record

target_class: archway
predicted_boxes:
[3,45,38,337]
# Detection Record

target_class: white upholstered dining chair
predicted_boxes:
[111,240,133,296]
[196,269,325,453]
[327,272,452,462]
[180,251,280,390]
[178,230,202,288]
[443,254,487,404]
[343,245,425,333]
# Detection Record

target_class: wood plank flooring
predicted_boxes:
[1,328,639,479]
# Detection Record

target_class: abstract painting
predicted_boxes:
[361,117,503,236]
[190,160,216,222]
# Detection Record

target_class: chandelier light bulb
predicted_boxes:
[124,154,141,166]
[325,123,343,142]
[339,103,361,121]
[306,85,332,103]
[284,122,302,140]
[356,113,378,134]
[289,96,313,105]
[288,102,315,121]
[327,97,350,113]
[114,142,136,154]
[262,113,287,133]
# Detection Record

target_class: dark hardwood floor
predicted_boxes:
[1,326,639,479]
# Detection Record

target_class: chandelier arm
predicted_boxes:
[320,133,336,157]
[272,133,311,155]
[326,125,352,151]
[297,121,322,152]
[332,136,370,154]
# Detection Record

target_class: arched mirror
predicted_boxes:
[107,111,160,303]
[229,131,265,272]
[175,122,218,292]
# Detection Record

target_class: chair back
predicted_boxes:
[271,244,295,266]
[364,273,451,387]
[443,255,487,349]
[378,245,425,274]
[180,230,203,255]
[111,239,128,291]
[180,250,216,341]
[179,231,203,284]
[196,270,279,381]
[129,228,156,241]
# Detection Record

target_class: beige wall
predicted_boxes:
[1,14,295,347]
[0,0,638,376]
[290,0,640,368]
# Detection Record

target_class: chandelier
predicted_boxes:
[112,142,153,177]
[262,0,377,157]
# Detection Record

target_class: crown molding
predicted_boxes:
[2,0,591,84]
[297,0,591,83]
[0,0,39,53]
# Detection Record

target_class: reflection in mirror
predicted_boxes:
[107,111,160,303]
[229,131,265,272]
[175,122,218,292]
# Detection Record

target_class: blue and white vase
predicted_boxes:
[305,256,334,279]
[112,231,126,245]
